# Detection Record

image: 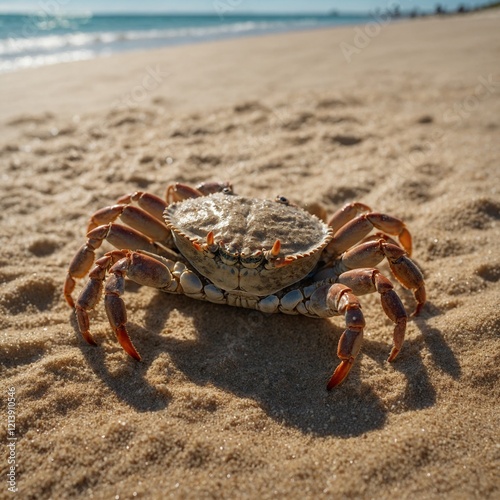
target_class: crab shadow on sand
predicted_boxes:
[72,312,171,412]
[74,286,458,438]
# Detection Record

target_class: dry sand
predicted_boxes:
[1,12,499,500]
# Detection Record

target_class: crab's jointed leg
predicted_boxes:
[327,202,372,234]
[75,250,209,359]
[95,191,167,231]
[74,250,127,347]
[307,283,366,389]
[64,223,170,308]
[75,250,184,359]
[327,204,413,256]
[166,181,232,203]
[338,239,426,316]
[302,266,408,388]
[103,251,178,360]
[87,201,172,243]
[338,268,408,363]
[64,190,173,308]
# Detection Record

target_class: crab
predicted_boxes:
[64,181,426,389]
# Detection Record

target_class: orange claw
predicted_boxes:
[327,358,354,389]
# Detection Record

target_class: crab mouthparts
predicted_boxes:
[207,237,297,269]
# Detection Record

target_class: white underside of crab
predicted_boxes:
[136,256,339,316]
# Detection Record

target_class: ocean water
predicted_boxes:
[0,13,373,73]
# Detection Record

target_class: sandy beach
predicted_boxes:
[1,11,499,499]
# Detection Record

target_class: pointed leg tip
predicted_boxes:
[326,374,345,391]
[411,302,424,317]
[326,379,340,391]
[326,359,353,390]
[129,350,142,362]
[81,330,98,347]
[115,326,141,361]
[123,341,141,362]
[124,343,142,362]
[387,347,400,363]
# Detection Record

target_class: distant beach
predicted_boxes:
[0,12,377,73]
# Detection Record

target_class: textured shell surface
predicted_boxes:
[166,192,330,255]
[164,192,333,295]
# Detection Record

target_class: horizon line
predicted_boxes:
[0,9,436,17]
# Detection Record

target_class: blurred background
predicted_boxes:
[0,0,496,73]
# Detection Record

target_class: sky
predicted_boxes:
[0,0,488,14]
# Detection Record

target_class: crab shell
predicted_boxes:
[165,192,334,296]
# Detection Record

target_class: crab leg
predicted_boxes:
[358,231,400,248]
[338,240,426,315]
[64,189,172,308]
[64,245,97,308]
[87,204,173,243]
[166,181,232,204]
[310,283,366,388]
[166,183,204,203]
[64,223,167,307]
[326,211,413,257]
[76,251,207,359]
[338,268,407,362]
[74,251,127,346]
[116,191,168,222]
[64,227,114,308]
[378,243,426,316]
[87,189,173,246]
[75,251,178,358]
[327,202,372,233]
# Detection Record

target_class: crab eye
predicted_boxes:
[276,195,289,205]
[222,187,233,195]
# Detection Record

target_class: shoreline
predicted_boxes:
[1,12,499,138]
[0,12,375,76]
